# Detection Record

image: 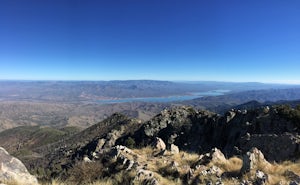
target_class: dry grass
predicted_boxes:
[0,179,21,185]
[132,146,154,156]
[132,147,200,174]
[260,160,300,184]
[42,179,115,185]
[154,172,183,185]
[9,146,300,185]
[211,156,243,173]
[238,158,300,184]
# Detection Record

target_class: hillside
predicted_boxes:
[1,103,300,184]
[0,126,80,159]
[0,101,167,132]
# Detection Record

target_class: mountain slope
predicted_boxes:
[0,126,80,159]
[2,101,300,184]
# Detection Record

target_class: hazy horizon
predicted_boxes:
[1,1,299,83]
[0,79,300,85]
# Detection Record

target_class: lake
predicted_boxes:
[97,90,230,104]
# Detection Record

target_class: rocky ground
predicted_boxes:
[1,104,300,184]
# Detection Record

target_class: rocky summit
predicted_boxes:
[129,106,300,162]
[1,104,300,184]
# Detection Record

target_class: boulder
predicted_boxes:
[135,169,159,185]
[210,148,226,163]
[0,147,39,185]
[225,110,236,123]
[241,148,271,173]
[255,170,268,185]
[170,144,179,154]
[108,145,136,160]
[285,170,300,183]
[152,137,166,151]
[95,138,106,151]
[290,181,300,185]
[195,148,226,166]
[83,156,92,163]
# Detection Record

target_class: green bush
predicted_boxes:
[124,137,136,148]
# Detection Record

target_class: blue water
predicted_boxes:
[97,90,230,104]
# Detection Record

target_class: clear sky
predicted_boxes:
[0,0,299,83]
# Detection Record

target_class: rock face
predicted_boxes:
[133,106,221,153]
[129,105,300,162]
[99,145,159,185]
[0,147,38,185]
[238,133,300,161]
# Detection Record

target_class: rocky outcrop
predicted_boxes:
[96,127,125,152]
[0,147,38,185]
[96,145,159,184]
[132,106,221,153]
[193,148,227,167]
[142,107,196,138]
[238,133,300,161]
[129,105,300,162]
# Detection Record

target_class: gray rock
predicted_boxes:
[238,133,300,161]
[83,155,92,162]
[210,148,226,163]
[206,165,222,177]
[195,148,227,166]
[170,144,179,154]
[241,148,270,173]
[152,137,166,151]
[0,147,39,185]
[290,181,300,185]
[255,170,268,185]
[285,170,300,183]
[240,180,253,185]
[226,111,236,122]
[135,169,159,185]
[95,138,106,151]
[171,161,179,169]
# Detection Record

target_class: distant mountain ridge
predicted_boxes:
[0,83,300,132]
[183,87,300,113]
[0,80,297,102]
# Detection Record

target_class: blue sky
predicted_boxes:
[0,0,299,83]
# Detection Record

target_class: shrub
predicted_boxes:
[124,137,136,148]
[67,161,104,185]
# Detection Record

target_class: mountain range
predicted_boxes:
[1,80,300,184]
